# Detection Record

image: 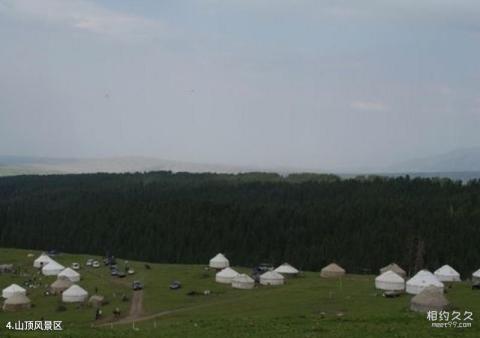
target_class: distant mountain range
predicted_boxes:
[0,156,256,177]
[2,148,480,180]
[388,147,480,173]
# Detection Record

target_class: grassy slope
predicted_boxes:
[0,248,479,338]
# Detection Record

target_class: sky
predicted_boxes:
[1,0,480,171]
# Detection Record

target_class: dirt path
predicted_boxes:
[96,292,254,328]
[97,308,175,327]
[94,290,144,327]
[129,290,144,318]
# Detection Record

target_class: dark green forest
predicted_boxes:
[0,171,479,276]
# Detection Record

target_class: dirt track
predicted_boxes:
[129,290,144,318]
[95,290,144,327]
[96,292,254,327]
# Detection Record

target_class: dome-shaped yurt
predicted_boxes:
[50,278,73,294]
[375,271,405,292]
[320,263,346,278]
[42,260,65,276]
[472,269,480,283]
[260,271,285,286]
[410,286,450,313]
[62,285,88,303]
[406,270,444,295]
[3,294,31,311]
[216,267,239,284]
[58,268,81,282]
[209,253,230,269]
[2,284,26,299]
[231,274,255,290]
[33,253,53,268]
[274,263,299,276]
[434,265,461,282]
[88,295,105,307]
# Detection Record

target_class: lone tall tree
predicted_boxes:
[414,239,425,272]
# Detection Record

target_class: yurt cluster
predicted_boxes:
[210,253,300,289]
[210,253,349,289]
[375,263,468,313]
[2,253,99,312]
[210,253,476,314]
[3,251,478,316]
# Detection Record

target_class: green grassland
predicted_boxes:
[0,248,479,338]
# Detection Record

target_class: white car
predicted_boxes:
[128,269,135,275]
[72,262,80,270]
[92,260,100,268]
[86,259,94,267]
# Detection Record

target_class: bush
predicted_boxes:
[56,304,67,312]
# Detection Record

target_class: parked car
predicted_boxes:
[71,262,80,270]
[383,290,401,298]
[111,269,119,276]
[255,263,274,273]
[92,260,100,268]
[169,281,182,290]
[127,269,135,275]
[132,281,143,291]
[86,259,94,267]
[48,250,59,256]
[103,256,117,266]
[251,263,274,282]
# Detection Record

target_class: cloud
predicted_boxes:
[196,0,480,32]
[351,101,389,112]
[0,0,163,40]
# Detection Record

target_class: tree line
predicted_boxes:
[0,171,479,276]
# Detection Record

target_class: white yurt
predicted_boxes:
[320,263,346,278]
[472,269,480,283]
[58,268,81,282]
[410,286,450,313]
[62,285,88,303]
[375,271,405,291]
[2,284,26,299]
[42,260,65,276]
[406,270,444,295]
[274,263,299,276]
[231,274,255,289]
[434,265,461,282]
[33,253,53,268]
[215,267,239,284]
[260,271,285,286]
[209,253,229,269]
[3,294,31,311]
[379,263,407,278]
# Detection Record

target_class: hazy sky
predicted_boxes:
[1,0,480,171]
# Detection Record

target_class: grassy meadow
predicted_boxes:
[0,248,479,337]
